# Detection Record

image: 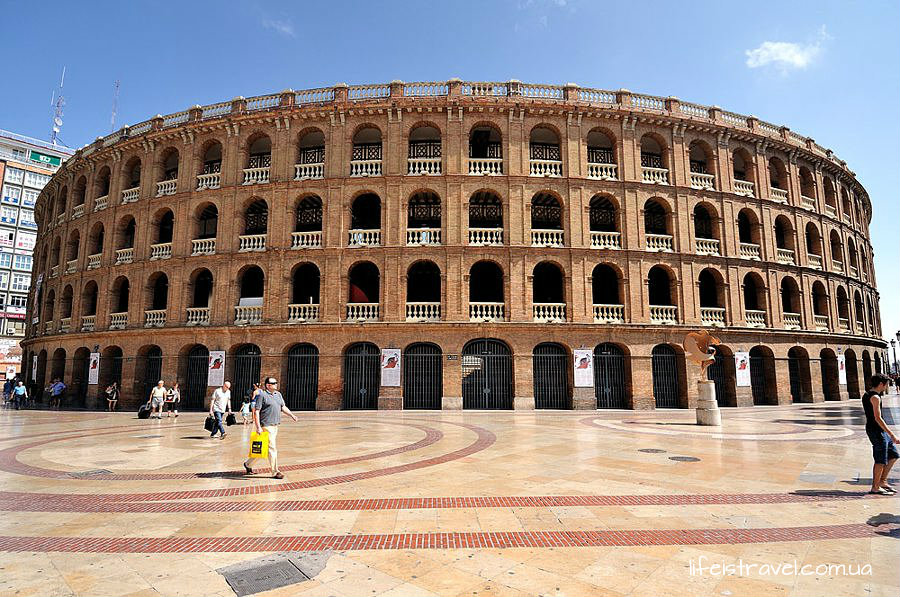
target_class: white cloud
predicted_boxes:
[261,18,295,37]
[745,26,829,72]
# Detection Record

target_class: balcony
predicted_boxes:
[593,303,625,324]
[56,213,66,226]
[832,260,844,274]
[109,312,128,330]
[591,231,621,250]
[71,204,85,219]
[700,307,726,327]
[530,160,562,177]
[739,242,761,260]
[824,204,837,218]
[156,180,177,197]
[531,229,564,248]
[50,264,60,277]
[783,312,801,330]
[649,305,678,325]
[808,254,823,270]
[842,213,851,225]
[645,234,673,252]
[406,228,441,246]
[186,307,210,326]
[346,303,379,321]
[80,314,95,332]
[348,229,380,247]
[121,186,140,203]
[468,158,503,175]
[59,317,71,333]
[150,242,172,260]
[776,248,795,265]
[641,167,669,185]
[838,317,850,333]
[695,238,720,256]
[468,228,503,246]
[533,303,566,323]
[690,172,715,190]
[191,238,216,256]
[849,265,858,278]
[43,321,55,335]
[855,320,865,335]
[234,305,263,325]
[801,195,816,210]
[242,167,270,185]
[469,302,504,322]
[406,302,440,322]
[115,248,134,265]
[408,157,441,176]
[144,309,167,328]
[770,187,788,203]
[746,310,767,328]
[733,180,755,197]
[587,163,618,181]
[93,195,108,211]
[65,259,77,274]
[291,231,323,249]
[196,172,220,190]
[294,163,324,181]
[288,303,320,322]
[238,234,266,252]
[813,314,829,331]
[350,160,382,177]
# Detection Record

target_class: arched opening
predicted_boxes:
[146,272,169,311]
[351,126,382,175]
[829,230,844,271]
[117,217,136,250]
[652,344,684,408]
[820,348,840,401]
[530,192,563,235]
[283,343,319,411]
[406,261,440,320]
[50,348,66,394]
[189,269,214,308]
[468,191,503,244]
[43,289,55,322]
[841,188,852,220]
[774,216,795,252]
[529,125,561,164]
[60,285,73,319]
[407,191,441,244]
[182,344,210,410]
[648,265,674,306]
[94,166,111,199]
[743,273,767,326]
[854,291,865,334]
[586,129,616,172]
[89,222,104,257]
[749,346,777,405]
[640,134,667,171]
[788,347,813,403]
[532,262,564,315]
[81,281,98,317]
[693,204,716,240]
[591,264,622,320]
[111,276,130,315]
[194,203,218,241]
[72,347,90,408]
[589,195,618,234]
[533,343,570,409]
[348,261,379,305]
[291,263,320,308]
[823,178,837,212]
[845,348,860,400]
[847,239,859,275]
[66,230,80,264]
[862,351,873,385]
[135,345,163,403]
[407,125,442,175]
[799,167,816,200]
[295,195,323,234]
[805,223,823,264]
[99,346,123,392]
[594,343,629,408]
[699,268,725,326]
[246,135,272,170]
[342,342,380,409]
[200,140,222,175]
[707,344,737,407]
[781,277,801,326]
[462,339,512,410]
[123,157,141,190]
[158,148,179,194]
[468,124,502,174]
[732,148,754,184]
[812,282,829,326]
[231,344,261,403]
[403,342,443,410]
[469,261,504,321]
[836,287,850,330]
[768,157,787,191]
[349,193,381,243]
[73,176,87,207]
[243,199,268,235]
[51,237,61,266]
[34,350,47,400]
[689,141,715,189]
[643,199,670,236]
[236,266,264,324]
[297,129,325,169]
[155,209,174,244]
[737,209,760,245]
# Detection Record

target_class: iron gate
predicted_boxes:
[533,343,569,409]
[232,345,262,404]
[403,343,442,409]
[343,343,379,409]
[845,354,860,399]
[749,355,771,405]
[284,344,318,410]
[101,355,123,387]
[75,357,90,408]
[137,348,163,402]
[821,354,839,400]
[652,345,680,408]
[462,339,512,409]
[183,346,209,410]
[594,343,626,408]
[707,353,727,407]
[788,353,803,402]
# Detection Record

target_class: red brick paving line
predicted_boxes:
[0,524,885,553]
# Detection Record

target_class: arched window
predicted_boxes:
[66,230,80,263]
[805,223,822,256]
[147,272,169,311]
[468,125,502,174]
[408,125,442,175]
[468,191,503,245]
[198,141,223,187]
[81,281,98,317]
[160,148,179,182]
[296,130,325,171]
[351,126,382,176]
[111,277,130,314]
[94,166,111,199]
[693,204,715,240]
[407,191,441,243]
[799,167,816,200]
[811,282,828,317]
[244,199,268,235]
[155,210,174,244]
[247,135,271,169]
[589,195,618,233]
[823,178,837,211]
[60,285,73,319]
[643,199,668,236]
[295,196,323,232]
[698,269,722,308]
[586,129,615,166]
[780,277,801,316]
[73,176,87,207]
[291,263,321,305]
[529,126,561,161]
[195,204,218,240]
[829,230,844,269]
[743,273,767,326]
[89,223,104,257]
[737,209,759,245]
[648,266,674,306]
[117,217,136,250]
[124,157,141,190]
[348,262,379,304]
[774,216,794,251]
[689,141,715,190]
[236,267,264,324]
[532,262,565,322]
[406,261,441,321]
[836,287,850,326]
[190,269,214,309]
[469,261,504,321]
[640,135,666,169]
[349,194,381,247]
[732,148,755,196]
[768,157,787,190]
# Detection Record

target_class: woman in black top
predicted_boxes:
[862,374,898,494]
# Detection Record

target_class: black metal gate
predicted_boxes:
[750,354,771,405]
[284,344,318,410]
[821,353,840,401]
[403,343,442,409]
[233,344,262,404]
[652,345,680,408]
[594,343,626,408]
[462,339,512,409]
[101,355,123,387]
[845,354,860,399]
[343,343,379,409]
[71,352,90,409]
[788,353,803,402]
[183,345,209,410]
[137,347,163,402]
[707,354,727,407]
[533,343,569,409]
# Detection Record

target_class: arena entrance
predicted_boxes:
[652,344,681,408]
[343,342,379,409]
[750,346,777,405]
[594,343,627,409]
[820,349,841,401]
[403,343,443,409]
[462,339,512,409]
[72,348,90,408]
[182,345,209,410]
[135,345,163,402]
[787,347,813,402]
[845,349,860,399]
[533,343,569,409]
[706,344,736,407]
[232,344,262,402]
[283,343,318,410]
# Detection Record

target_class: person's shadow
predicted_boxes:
[867,513,900,539]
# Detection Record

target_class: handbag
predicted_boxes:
[225,412,236,426]
[138,404,151,420]
[204,415,215,432]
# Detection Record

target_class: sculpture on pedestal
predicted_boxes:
[683,330,722,426]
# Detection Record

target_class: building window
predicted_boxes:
[22,189,38,208]
[0,252,14,269]
[0,271,8,290]
[9,295,27,309]
[23,171,51,189]
[10,273,29,292]
[7,320,25,336]
[12,255,32,271]
[1,185,21,205]
[0,206,17,224]
[4,167,24,185]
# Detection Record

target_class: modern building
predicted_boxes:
[23,80,888,409]
[0,129,72,377]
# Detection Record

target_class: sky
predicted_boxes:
[1,0,897,349]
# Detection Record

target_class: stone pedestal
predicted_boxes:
[695,380,721,426]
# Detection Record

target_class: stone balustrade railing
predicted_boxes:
[855,320,865,335]
[690,172,715,190]
[838,317,850,332]
[59,317,71,333]
[842,213,852,224]
[808,254,823,270]
[191,238,216,255]
[591,231,621,250]
[770,187,788,203]
[50,264,59,277]
[700,307,726,327]
[468,227,503,246]
[350,160,382,177]
[238,234,266,252]
[196,172,220,190]
[114,248,133,265]
[348,229,380,246]
[288,303,319,322]
[406,228,441,246]
[832,259,844,274]
[468,158,503,176]
[531,229,564,247]
[733,180,755,197]
[93,195,108,211]
[71,204,85,219]
[649,305,678,325]
[186,307,210,326]
[646,233,673,252]
[469,302,504,322]
[234,305,263,325]
[408,157,442,176]
[849,265,858,278]
[65,259,77,274]
[593,303,625,323]
[80,314,95,332]
[242,166,270,185]
[529,159,562,177]
[814,314,829,331]
[406,302,440,322]
[783,312,802,330]
[121,186,140,203]
[746,309,767,328]
[346,303,379,321]
[56,213,66,226]
[825,204,837,218]
[739,242,761,260]
[641,166,669,185]
[150,242,172,260]
[533,303,566,323]
[87,254,101,269]
[801,195,816,210]
[695,238,720,256]
[294,163,324,180]
[587,163,617,180]
[291,231,323,249]
[776,248,795,264]
[43,321,54,335]
[109,312,128,330]
[156,180,177,197]
[144,309,167,328]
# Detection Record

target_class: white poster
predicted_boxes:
[88,352,100,385]
[735,352,751,387]
[31,355,37,382]
[207,351,226,387]
[838,354,847,385]
[573,349,594,387]
[380,348,401,387]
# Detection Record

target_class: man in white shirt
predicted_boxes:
[208,381,232,439]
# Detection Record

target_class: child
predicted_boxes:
[240,396,252,425]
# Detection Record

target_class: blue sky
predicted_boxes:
[2,0,897,347]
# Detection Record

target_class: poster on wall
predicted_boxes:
[573,349,594,387]
[88,353,100,385]
[735,352,751,387]
[207,351,226,387]
[31,356,37,382]
[380,348,401,387]
[838,354,847,385]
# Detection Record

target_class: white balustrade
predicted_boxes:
[56,213,66,226]
[770,187,788,203]
[407,158,442,176]
[109,312,128,330]
[529,160,562,177]
[468,158,503,175]
[196,172,220,190]
[469,302,504,322]
[590,231,621,250]
[533,303,566,323]
[186,307,210,326]
[814,314,829,331]
[406,228,441,246]
[80,314,95,332]
[406,302,441,322]
[43,321,55,335]
[288,304,320,322]
[291,231,323,249]
[346,303,379,321]
[746,310,767,328]
[150,242,172,260]
[783,312,801,330]
[115,248,134,264]
[348,229,380,246]
[690,172,715,190]
[156,180,177,197]
[695,238,720,256]
[700,307,726,327]
[238,234,267,252]
[832,260,843,274]
[849,265,858,278]
[144,309,167,328]
[855,320,865,335]
[350,160,383,177]
[50,264,59,277]
[71,204,85,219]
[739,242,761,260]
[93,195,108,211]
[294,163,324,180]
[842,213,851,224]
[649,305,678,325]
[59,317,71,333]
[121,187,140,203]
[531,229,564,247]
[468,228,503,246]
[593,304,625,323]
[824,204,837,218]
[801,195,816,210]
[242,167,270,185]
[641,166,669,184]
[587,163,618,180]
[838,317,850,332]
[234,305,263,325]
[733,180,755,197]
[776,248,795,264]
[646,234,673,252]
[808,254,823,270]
[65,259,77,274]
[87,254,101,270]
[191,238,216,255]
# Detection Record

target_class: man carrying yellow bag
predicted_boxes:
[244,376,298,479]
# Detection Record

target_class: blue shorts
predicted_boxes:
[868,431,900,465]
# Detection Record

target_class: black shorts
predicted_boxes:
[868,430,900,465]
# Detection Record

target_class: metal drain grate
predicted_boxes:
[669,456,701,462]
[67,469,112,478]
[218,551,332,596]
[638,448,666,453]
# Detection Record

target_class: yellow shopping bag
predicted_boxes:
[247,431,269,459]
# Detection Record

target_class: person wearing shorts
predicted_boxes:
[862,374,898,495]
[147,381,167,419]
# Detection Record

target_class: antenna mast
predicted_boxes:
[110,80,120,132]
[49,67,66,146]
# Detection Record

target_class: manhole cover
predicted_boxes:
[669,456,701,462]
[67,469,112,478]
[218,551,332,596]
[133,435,163,439]
[638,448,666,453]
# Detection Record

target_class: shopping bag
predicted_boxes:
[204,415,215,432]
[247,431,269,459]
[226,413,236,426]
[138,404,151,419]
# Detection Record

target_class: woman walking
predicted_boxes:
[105,382,119,411]
[165,382,180,417]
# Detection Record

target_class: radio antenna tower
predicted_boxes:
[49,66,66,146]
[110,80,120,132]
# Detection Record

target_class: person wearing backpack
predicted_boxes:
[208,381,232,439]
[862,374,898,495]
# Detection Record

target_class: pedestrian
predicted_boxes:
[165,382,180,417]
[861,374,898,495]
[240,396,252,425]
[49,378,66,409]
[105,382,119,411]
[12,381,27,410]
[244,376,298,479]
[147,380,167,419]
[208,381,232,439]
[3,378,13,406]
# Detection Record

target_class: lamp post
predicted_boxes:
[893,331,899,375]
